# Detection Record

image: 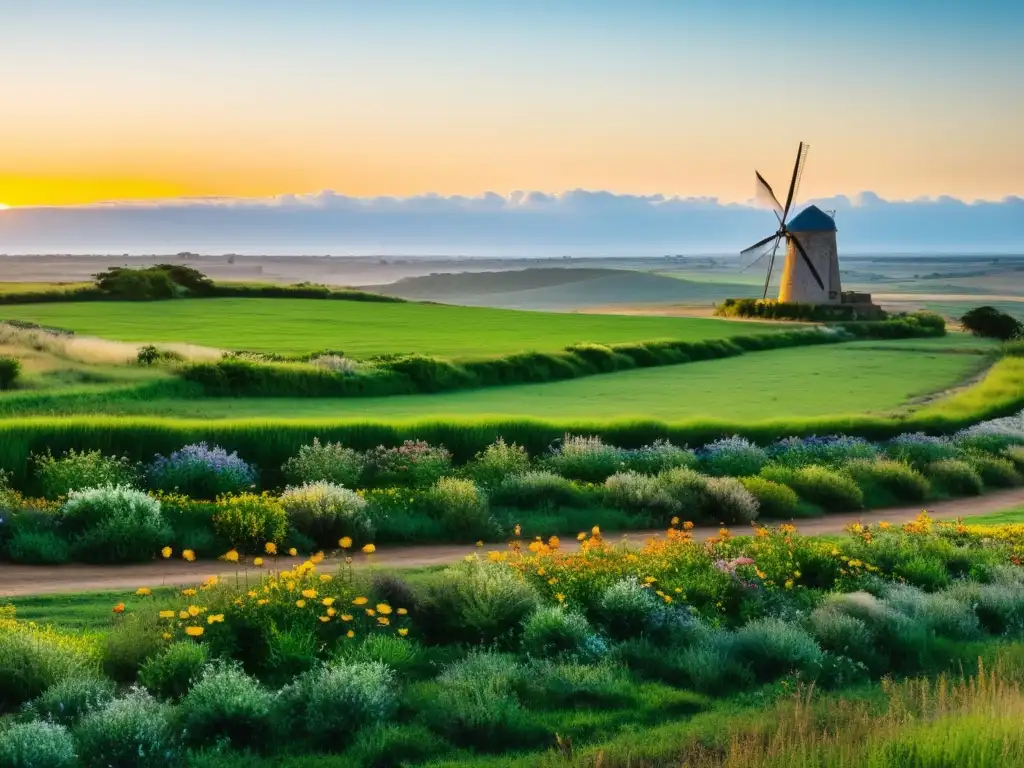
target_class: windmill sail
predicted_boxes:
[754,172,784,219]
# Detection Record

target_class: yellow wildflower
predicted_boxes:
[377,616,390,626]
[341,614,353,621]
[159,610,175,619]
[376,603,392,615]
[162,632,172,640]
[327,607,337,617]
[265,542,277,555]
[576,532,586,541]
[555,592,566,602]
[182,549,196,562]
[683,521,694,531]
[475,540,483,547]
[207,614,224,624]
[397,608,408,615]
[339,536,353,549]
[366,608,376,616]
[161,546,172,559]
[178,611,189,620]
[319,615,331,623]
[301,589,317,599]
[319,574,333,582]
[398,628,409,637]
[352,596,368,605]
[288,547,298,557]
[248,590,258,598]
[136,587,152,596]
[322,597,336,607]
[222,550,239,564]
[185,626,204,637]
[671,516,680,526]
[182,588,197,597]
[187,605,201,617]
[346,630,355,638]
[514,524,522,537]
[591,526,600,536]
[296,600,306,608]
[362,543,376,554]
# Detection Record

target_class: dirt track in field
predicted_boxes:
[3,489,1024,597]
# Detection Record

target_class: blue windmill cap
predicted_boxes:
[787,204,836,232]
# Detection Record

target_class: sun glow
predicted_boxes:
[0,203,10,210]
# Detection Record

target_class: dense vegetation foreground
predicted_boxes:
[5,512,1024,766]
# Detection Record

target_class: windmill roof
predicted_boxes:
[787,205,836,232]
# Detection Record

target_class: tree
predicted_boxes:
[960,306,1023,341]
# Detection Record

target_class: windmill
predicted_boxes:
[741,142,842,304]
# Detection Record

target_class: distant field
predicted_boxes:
[12,340,985,422]
[0,297,781,357]
[0,281,89,294]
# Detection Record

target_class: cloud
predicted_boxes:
[0,190,1021,256]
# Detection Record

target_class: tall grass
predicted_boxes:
[0,322,223,364]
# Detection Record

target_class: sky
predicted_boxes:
[0,1,1021,253]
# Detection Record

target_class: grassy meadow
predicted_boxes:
[0,297,782,357]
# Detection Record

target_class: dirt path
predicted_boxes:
[3,489,1024,598]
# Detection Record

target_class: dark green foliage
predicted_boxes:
[101,614,164,684]
[520,606,601,660]
[3,528,70,565]
[728,618,824,682]
[491,471,593,509]
[925,459,985,496]
[965,454,1021,487]
[463,438,531,487]
[961,305,1023,341]
[25,674,115,726]
[0,721,78,768]
[761,464,864,511]
[136,345,183,366]
[0,355,21,390]
[74,689,179,767]
[0,622,98,710]
[60,486,170,564]
[138,641,209,699]
[281,438,365,486]
[739,476,800,518]
[716,298,889,322]
[543,435,626,483]
[93,266,183,300]
[33,448,139,499]
[179,662,275,749]
[345,723,449,768]
[842,458,931,505]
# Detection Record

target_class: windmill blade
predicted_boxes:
[754,172,784,220]
[762,237,782,299]
[789,232,825,290]
[740,239,778,272]
[740,231,780,258]
[781,142,810,223]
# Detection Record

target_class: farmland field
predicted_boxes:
[0,297,782,357]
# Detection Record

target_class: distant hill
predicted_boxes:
[370,268,759,310]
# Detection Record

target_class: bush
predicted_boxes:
[521,606,604,661]
[60,485,170,564]
[147,443,257,499]
[543,434,625,483]
[0,355,22,389]
[739,476,800,518]
[491,471,591,510]
[885,433,959,469]
[424,477,495,538]
[768,435,877,468]
[364,440,452,487]
[620,440,696,474]
[138,641,209,700]
[658,466,710,512]
[0,721,77,768]
[33,449,139,499]
[594,577,667,640]
[276,661,398,747]
[965,454,1021,487]
[342,633,423,676]
[603,471,680,518]
[761,464,864,511]
[4,529,70,565]
[464,438,531,487]
[212,492,288,552]
[925,459,984,496]
[0,618,98,709]
[947,583,1024,635]
[75,688,178,767]
[420,559,539,645]
[281,482,373,548]
[101,614,164,684]
[281,438,365,487]
[702,476,761,524]
[729,618,823,682]
[698,436,769,477]
[345,723,448,768]
[179,662,275,749]
[369,572,421,618]
[883,585,981,641]
[1005,445,1024,473]
[26,675,115,726]
[842,458,931,504]
[808,609,877,667]
[961,305,1023,341]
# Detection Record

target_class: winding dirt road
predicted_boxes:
[3,489,1023,598]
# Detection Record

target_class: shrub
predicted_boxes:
[604,471,680,518]
[768,435,877,468]
[594,577,667,640]
[814,592,932,673]
[965,454,1021,487]
[60,485,170,564]
[842,458,931,504]
[543,434,625,483]
[491,471,590,509]
[521,606,604,661]
[808,609,876,667]
[420,559,539,645]
[739,476,800,519]
[947,583,1024,635]
[345,723,448,768]
[885,433,959,468]
[883,585,981,641]
[0,355,21,390]
[961,305,1023,340]
[621,440,697,474]
[26,675,115,726]
[658,466,710,512]
[179,662,275,749]
[138,641,209,700]
[464,439,531,487]
[925,459,984,496]
[761,464,864,511]
[702,476,761,524]
[369,572,421,618]
[698,436,769,477]
[0,618,98,709]
[342,634,423,676]
[33,449,139,499]
[101,614,164,684]
[0,721,77,768]
[1005,445,1024,473]
[147,442,257,499]
[280,482,373,548]
[423,476,495,538]
[4,529,70,565]
[75,688,178,767]
[281,438,365,487]
[276,661,398,747]
[364,440,452,487]
[729,618,823,682]
[212,492,288,552]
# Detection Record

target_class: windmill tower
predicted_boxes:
[740,143,842,304]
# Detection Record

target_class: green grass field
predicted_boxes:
[0,298,781,357]
[4,340,984,422]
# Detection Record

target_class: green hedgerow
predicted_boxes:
[75,688,179,768]
[739,476,800,519]
[4,529,70,565]
[33,449,140,500]
[0,721,77,768]
[281,437,365,487]
[1004,445,1024,473]
[25,675,115,726]
[280,481,374,548]
[463,438,531,488]
[276,661,398,748]
[965,454,1021,488]
[520,605,604,661]
[543,434,625,483]
[138,641,209,700]
[885,434,961,469]
[419,559,539,645]
[491,471,591,510]
[179,662,275,749]
[728,617,824,682]
[60,485,170,564]
[761,464,864,511]
[212,492,288,552]
[925,459,984,496]
[842,458,931,505]
[603,471,680,518]
[424,476,495,539]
